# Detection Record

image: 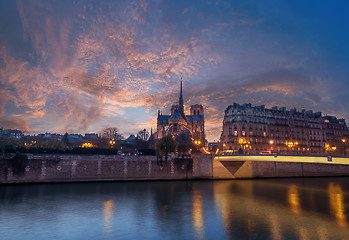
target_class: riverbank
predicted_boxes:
[0,154,213,184]
[3,154,349,184]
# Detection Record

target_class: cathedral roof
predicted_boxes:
[169,109,184,120]
[158,115,170,125]
[158,114,203,125]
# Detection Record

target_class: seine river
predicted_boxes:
[1,178,349,240]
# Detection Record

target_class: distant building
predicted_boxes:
[0,128,23,139]
[67,134,84,144]
[154,79,205,145]
[38,133,63,141]
[125,134,137,143]
[220,103,349,155]
[84,133,99,139]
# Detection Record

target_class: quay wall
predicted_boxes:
[213,155,349,179]
[0,154,213,184]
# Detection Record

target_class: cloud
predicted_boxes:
[0,117,29,131]
[0,0,348,139]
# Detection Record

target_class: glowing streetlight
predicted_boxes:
[343,139,347,156]
[81,142,93,148]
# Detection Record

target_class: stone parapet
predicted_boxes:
[0,154,214,184]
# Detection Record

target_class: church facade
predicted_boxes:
[155,80,205,145]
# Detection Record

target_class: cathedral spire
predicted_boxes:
[178,78,185,119]
[179,77,183,108]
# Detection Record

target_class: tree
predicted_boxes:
[0,136,17,154]
[155,135,177,160]
[62,132,69,145]
[175,131,194,155]
[29,137,69,151]
[137,129,150,141]
[100,127,124,140]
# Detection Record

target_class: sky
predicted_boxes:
[1,0,349,140]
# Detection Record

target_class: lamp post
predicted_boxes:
[295,142,299,155]
[286,141,294,155]
[269,140,274,154]
[342,139,346,156]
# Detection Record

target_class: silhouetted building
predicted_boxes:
[38,132,63,141]
[84,133,99,139]
[154,79,205,145]
[0,128,23,139]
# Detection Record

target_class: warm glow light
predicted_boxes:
[269,140,274,144]
[332,146,337,150]
[201,147,211,154]
[215,148,219,155]
[192,191,204,239]
[329,183,347,227]
[288,184,301,215]
[81,142,94,148]
[342,139,346,143]
[103,200,115,234]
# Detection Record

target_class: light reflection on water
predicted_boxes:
[288,184,301,215]
[328,182,347,227]
[1,178,349,240]
[103,200,114,235]
[192,191,204,239]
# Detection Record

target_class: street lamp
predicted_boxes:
[269,140,274,154]
[342,139,346,156]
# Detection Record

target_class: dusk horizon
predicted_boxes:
[1,0,349,140]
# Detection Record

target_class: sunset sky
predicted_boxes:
[1,0,349,140]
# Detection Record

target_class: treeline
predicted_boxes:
[0,135,155,155]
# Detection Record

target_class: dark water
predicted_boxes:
[1,178,349,240]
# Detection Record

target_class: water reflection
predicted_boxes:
[328,182,347,227]
[192,191,204,239]
[288,184,301,215]
[103,200,114,234]
[268,214,282,240]
[1,179,349,240]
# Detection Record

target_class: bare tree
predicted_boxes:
[100,127,124,140]
[137,129,150,141]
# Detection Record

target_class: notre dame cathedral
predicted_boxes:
[155,79,205,145]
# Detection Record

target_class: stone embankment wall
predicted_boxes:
[213,157,349,179]
[0,154,213,184]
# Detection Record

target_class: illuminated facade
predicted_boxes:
[220,103,349,155]
[155,80,205,145]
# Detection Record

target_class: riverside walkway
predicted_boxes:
[213,154,349,179]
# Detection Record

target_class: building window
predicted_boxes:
[242,131,246,136]
[263,132,266,137]
[234,131,238,136]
